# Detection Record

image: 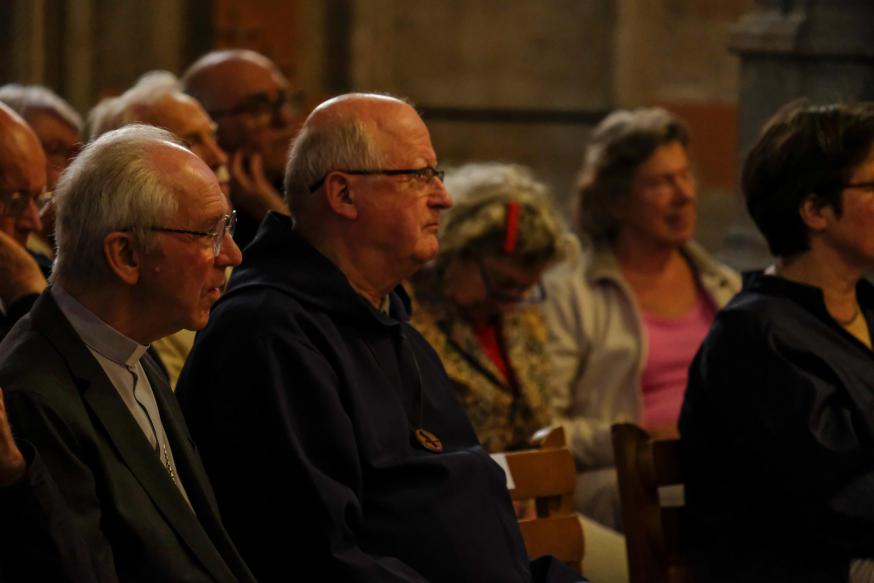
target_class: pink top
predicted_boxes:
[641,293,716,428]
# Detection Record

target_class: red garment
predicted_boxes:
[473,322,510,380]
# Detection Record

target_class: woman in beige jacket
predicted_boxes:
[544,108,741,530]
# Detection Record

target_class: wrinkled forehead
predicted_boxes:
[146,93,213,136]
[372,102,435,162]
[147,142,226,211]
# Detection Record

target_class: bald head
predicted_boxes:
[183,50,283,113]
[0,102,47,246]
[88,74,230,195]
[285,93,451,296]
[284,93,416,218]
[182,49,301,181]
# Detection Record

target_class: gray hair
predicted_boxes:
[436,162,566,269]
[0,83,82,132]
[284,115,384,219]
[52,124,181,287]
[576,107,690,243]
[87,71,181,141]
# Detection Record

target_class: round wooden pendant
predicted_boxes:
[414,428,443,452]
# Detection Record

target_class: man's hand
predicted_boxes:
[0,387,26,486]
[0,230,47,306]
[229,150,290,220]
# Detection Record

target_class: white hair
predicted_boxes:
[87,70,182,141]
[0,83,82,132]
[52,124,182,287]
[283,93,418,219]
[436,162,566,266]
[284,119,384,218]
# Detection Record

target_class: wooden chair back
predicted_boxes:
[502,426,584,573]
[611,423,691,583]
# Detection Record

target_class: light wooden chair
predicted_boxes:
[611,423,691,583]
[502,426,585,573]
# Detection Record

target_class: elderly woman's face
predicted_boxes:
[615,141,696,249]
[444,255,546,322]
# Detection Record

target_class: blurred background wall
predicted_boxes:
[3,0,873,265]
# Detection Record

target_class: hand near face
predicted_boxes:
[0,387,26,487]
[229,150,289,220]
[0,229,47,306]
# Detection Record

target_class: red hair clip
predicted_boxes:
[503,201,520,254]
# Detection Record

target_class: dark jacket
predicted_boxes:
[0,291,256,583]
[178,213,579,582]
[680,273,874,582]
[0,442,98,582]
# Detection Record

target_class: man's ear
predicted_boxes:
[799,193,832,232]
[323,173,359,220]
[103,232,141,285]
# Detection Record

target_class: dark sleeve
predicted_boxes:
[4,391,119,582]
[680,308,874,558]
[178,312,429,583]
[0,441,103,583]
[0,293,38,340]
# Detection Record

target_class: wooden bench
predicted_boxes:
[501,426,585,573]
[611,423,691,583]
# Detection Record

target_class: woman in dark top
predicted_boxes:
[680,101,874,583]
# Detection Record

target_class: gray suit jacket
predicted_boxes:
[0,290,255,582]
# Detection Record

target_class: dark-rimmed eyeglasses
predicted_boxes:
[478,261,547,305]
[843,181,874,192]
[209,90,304,123]
[308,166,445,193]
[0,189,52,217]
[143,210,236,257]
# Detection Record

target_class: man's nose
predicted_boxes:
[18,197,44,234]
[216,230,243,268]
[430,178,452,209]
[205,137,229,170]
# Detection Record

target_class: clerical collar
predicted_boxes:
[51,285,148,367]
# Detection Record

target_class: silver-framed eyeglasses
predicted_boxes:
[145,210,237,256]
[308,166,445,192]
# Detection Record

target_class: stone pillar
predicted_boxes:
[719,0,874,271]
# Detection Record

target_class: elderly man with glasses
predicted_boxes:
[178,93,584,582]
[0,124,255,582]
[87,70,239,387]
[0,102,50,340]
[0,84,83,264]
[183,49,304,251]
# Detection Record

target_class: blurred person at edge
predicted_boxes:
[408,161,629,583]
[543,108,740,530]
[0,83,82,263]
[0,102,49,340]
[681,101,874,583]
[183,49,303,250]
[88,71,233,387]
[1,383,98,582]
[0,125,252,582]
